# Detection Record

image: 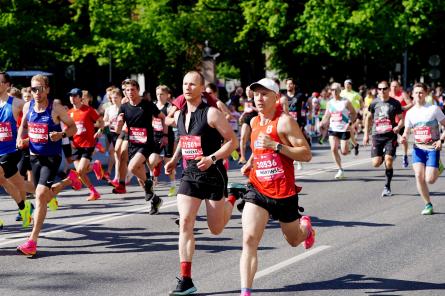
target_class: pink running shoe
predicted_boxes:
[17,239,37,256]
[300,216,316,249]
[87,189,101,201]
[92,160,104,180]
[67,170,82,190]
[109,178,120,188]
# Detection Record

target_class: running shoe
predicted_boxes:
[17,239,37,256]
[112,183,127,194]
[0,218,4,230]
[421,203,434,215]
[67,170,82,190]
[16,202,35,222]
[402,155,409,168]
[334,169,345,180]
[92,160,104,180]
[300,216,316,249]
[26,192,35,199]
[149,196,163,215]
[439,160,444,176]
[87,190,101,201]
[109,178,120,188]
[48,197,59,212]
[19,200,32,228]
[168,185,177,197]
[318,138,324,145]
[381,186,392,197]
[169,277,197,296]
[354,144,359,156]
[95,142,106,153]
[144,179,154,201]
[231,149,240,161]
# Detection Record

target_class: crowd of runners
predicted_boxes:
[1,70,444,296]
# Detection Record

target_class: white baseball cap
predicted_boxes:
[249,78,280,94]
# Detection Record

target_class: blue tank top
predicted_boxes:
[0,96,18,156]
[27,100,62,156]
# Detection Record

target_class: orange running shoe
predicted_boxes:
[300,216,316,249]
[92,160,104,180]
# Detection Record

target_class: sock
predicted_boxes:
[18,200,25,210]
[385,168,393,188]
[241,288,252,296]
[227,195,237,206]
[180,261,192,278]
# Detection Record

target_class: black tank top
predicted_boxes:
[177,101,223,158]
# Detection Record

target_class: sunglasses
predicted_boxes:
[378,87,388,91]
[31,86,45,93]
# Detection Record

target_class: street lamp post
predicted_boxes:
[202,40,220,84]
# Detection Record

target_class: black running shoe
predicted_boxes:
[169,277,197,296]
[149,195,163,215]
[144,179,154,201]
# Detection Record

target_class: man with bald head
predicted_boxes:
[165,71,239,295]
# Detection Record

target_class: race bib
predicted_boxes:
[28,122,48,144]
[129,127,147,144]
[75,121,86,135]
[330,111,347,131]
[413,126,432,144]
[301,109,307,117]
[244,102,253,113]
[152,117,163,132]
[0,122,13,142]
[375,118,393,133]
[180,135,203,160]
[254,152,284,182]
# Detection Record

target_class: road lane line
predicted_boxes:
[0,158,370,246]
[255,245,331,279]
[0,200,178,246]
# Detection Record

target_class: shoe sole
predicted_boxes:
[17,248,36,256]
[169,286,197,296]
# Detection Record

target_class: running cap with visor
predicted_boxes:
[344,79,352,85]
[67,88,82,96]
[249,78,279,94]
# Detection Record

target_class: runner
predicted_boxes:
[102,87,122,184]
[67,88,104,201]
[149,85,177,197]
[239,78,315,296]
[363,80,403,197]
[0,71,33,228]
[165,71,238,295]
[401,82,445,215]
[16,74,77,256]
[238,86,258,164]
[321,82,357,179]
[116,79,165,214]
[340,79,362,155]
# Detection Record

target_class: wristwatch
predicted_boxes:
[210,155,217,164]
[275,143,283,153]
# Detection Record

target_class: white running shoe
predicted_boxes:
[334,169,345,179]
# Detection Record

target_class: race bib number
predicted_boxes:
[28,122,48,144]
[152,117,163,132]
[301,109,307,117]
[254,152,284,182]
[180,135,203,160]
[75,121,86,135]
[330,111,347,131]
[0,122,12,142]
[413,126,432,144]
[289,111,298,120]
[375,118,393,133]
[129,127,147,144]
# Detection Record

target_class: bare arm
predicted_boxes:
[165,105,178,127]
[17,102,30,149]
[55,103,77,138]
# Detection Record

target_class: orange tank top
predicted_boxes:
[249,111,296,199]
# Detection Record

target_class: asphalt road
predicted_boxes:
[1,139,444,296]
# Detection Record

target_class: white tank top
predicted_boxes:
[328,98,350,132]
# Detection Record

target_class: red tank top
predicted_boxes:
[249,111,296,198]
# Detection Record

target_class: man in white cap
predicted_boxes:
[239,78,315,296]
[340,79,363,155]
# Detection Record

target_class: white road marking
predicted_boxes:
[255,245,331,279]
